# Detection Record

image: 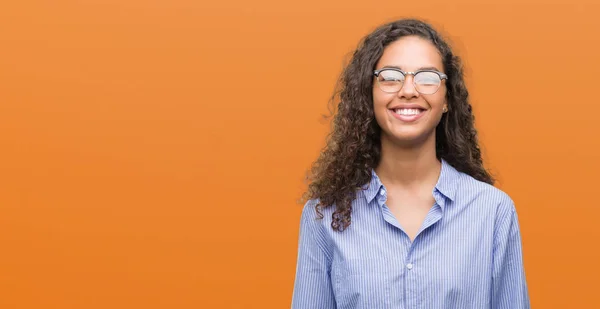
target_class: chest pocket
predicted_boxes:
[331,257,392,308]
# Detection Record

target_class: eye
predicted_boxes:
[378,70,404,82]
[415,72,441,85]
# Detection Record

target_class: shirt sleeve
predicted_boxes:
[492,199,531,309]
[291,200,337,309]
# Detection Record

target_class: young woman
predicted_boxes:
[291,18,530,309]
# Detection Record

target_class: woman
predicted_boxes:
[291,19,530,309]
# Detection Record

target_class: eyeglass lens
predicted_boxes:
[376,70,442,94]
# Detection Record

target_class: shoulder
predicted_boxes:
[299,198,335,256]
[454,171,516,219]
[300,198,335,230]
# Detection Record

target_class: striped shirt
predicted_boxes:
[291,158,530,309]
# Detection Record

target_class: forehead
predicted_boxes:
[375,36,443,71]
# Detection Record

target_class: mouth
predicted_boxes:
[388,108,427,122]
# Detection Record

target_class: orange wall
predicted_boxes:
[1,0,599,308]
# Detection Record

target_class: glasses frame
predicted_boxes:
[373,68,448,95]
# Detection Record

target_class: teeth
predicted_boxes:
[394,108,422,115]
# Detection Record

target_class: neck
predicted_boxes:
[374,133,442,188]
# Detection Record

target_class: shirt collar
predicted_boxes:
[362,169,384,204]
[362,158,460,205]
[435,158,460,202]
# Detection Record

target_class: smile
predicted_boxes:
[389,108,427,122]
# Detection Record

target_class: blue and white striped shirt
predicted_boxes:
[292,159,530,309]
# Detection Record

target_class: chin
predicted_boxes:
[384,128,433,145]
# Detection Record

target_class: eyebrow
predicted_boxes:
[380,65,442,72]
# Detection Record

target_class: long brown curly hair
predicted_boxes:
[300,18,495,232]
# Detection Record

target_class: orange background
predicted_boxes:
[1,0,599,308]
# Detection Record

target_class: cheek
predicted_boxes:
[372,90,391,109]
[372,93,391,121]
[428,92,447,110]
[437,89,448,106]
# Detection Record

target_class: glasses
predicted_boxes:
[373,68,448,95]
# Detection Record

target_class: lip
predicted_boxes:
[388,107,427,122]
[389,103,426,110]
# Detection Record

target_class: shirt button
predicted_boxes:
[406,263,414,270]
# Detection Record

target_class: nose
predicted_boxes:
[397,75,419,99]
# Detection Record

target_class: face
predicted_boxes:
[372,36,448,146]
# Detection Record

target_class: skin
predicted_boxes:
[372,35,449,242]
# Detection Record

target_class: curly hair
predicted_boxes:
[300,18,495,232]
